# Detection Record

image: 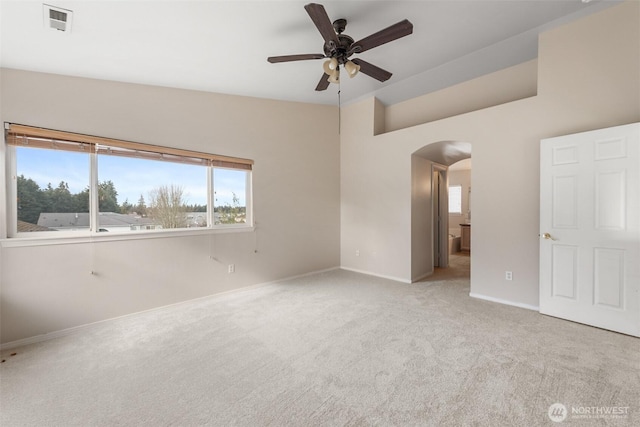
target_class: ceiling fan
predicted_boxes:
[267,3,413,91]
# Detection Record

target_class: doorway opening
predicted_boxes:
[410,141,471,282]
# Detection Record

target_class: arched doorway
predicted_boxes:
[411,141,471,282]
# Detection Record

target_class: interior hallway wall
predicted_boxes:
[410,155,434,281]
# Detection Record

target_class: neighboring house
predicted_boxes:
[185,212,207,227]
[17,220,53,233]
[37,212,159,232]
[35,212,208,231]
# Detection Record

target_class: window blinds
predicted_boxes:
[5,123,253,170]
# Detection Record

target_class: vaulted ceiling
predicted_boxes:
[0,0,619,106]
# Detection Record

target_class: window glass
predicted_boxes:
[97,153,208,231]
[213,168,248,225]
[16,146,90,232]
[448,185,462,214]
[8,124,253,238]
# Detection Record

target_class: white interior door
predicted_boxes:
[540,123,640,337]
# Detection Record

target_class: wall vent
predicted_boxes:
[43,4,73,33]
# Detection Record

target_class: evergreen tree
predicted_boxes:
[51,181,73,213]
[98,180,119,212]
[120,198,134,214]
[73,188,90,213]
[42,183,55,213]
[185,203,207,212]
[136,194,147,216]
[16,175,44,224]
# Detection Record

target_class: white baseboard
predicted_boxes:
[340,267,411,284]
[469,292,539,311]
[0,266,341,351]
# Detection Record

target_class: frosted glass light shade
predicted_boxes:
[344,60,360,78]
[323,58,338,74]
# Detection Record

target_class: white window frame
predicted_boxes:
[210,165,253,229]
[3,124,254,245]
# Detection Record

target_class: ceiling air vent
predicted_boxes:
[43,4,73,33]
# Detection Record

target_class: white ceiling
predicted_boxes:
[0,0,620,106]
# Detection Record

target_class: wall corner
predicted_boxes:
[373,98,386,136]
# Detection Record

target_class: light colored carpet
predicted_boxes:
[1,255,639,426]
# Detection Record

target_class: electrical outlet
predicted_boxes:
[355,249,360,257]
[505,271,513,281]
[228,264,235,274]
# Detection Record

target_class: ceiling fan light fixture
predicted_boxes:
[267,3,413,92]
[322,61,332,75]
[323,57,338,75]
[328,67,340,84]
[344,60,360,78]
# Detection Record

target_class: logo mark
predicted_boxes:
[548,403,568,423]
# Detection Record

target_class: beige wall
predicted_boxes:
[340,1,640,307]
[0,70,340,344]
[384,59,538,133]
[340,97,413,282]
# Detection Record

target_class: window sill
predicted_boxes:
[0,226,255,248]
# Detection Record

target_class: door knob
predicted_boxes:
[541,232,556,240]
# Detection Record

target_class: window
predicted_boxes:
[96,151,209,231]
[5,124,253,237]
[448,185,462,214]
[213,168,249,225]
[15,145,90,233]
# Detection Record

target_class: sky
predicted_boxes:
[16,146,247,207]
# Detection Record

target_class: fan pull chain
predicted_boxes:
[338,80,341,135]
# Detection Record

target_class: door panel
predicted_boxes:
[552,175,578,228]
[595,170,626,230]
[540,123,639,337]
[551,245,578,300]
[593,248,624,308]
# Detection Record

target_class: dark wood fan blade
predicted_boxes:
[351,19,413,53]
[315,73,330,91]
[304,3,339,45]
[267,54,325,63]
[351,58,392,82]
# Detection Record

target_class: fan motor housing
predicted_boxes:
[324,34,355,64]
